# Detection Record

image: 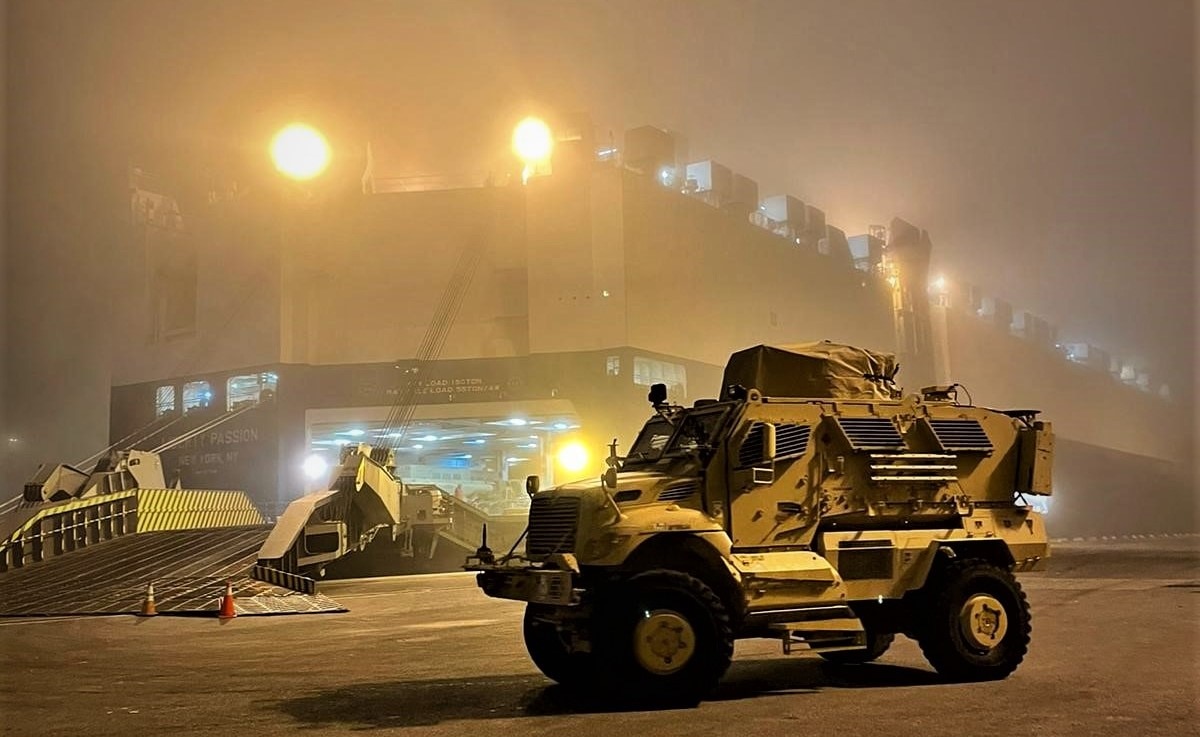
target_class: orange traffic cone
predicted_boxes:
[217,580,237,619]
[138,582,158,617]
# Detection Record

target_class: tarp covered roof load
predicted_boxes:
[719,341,900,400]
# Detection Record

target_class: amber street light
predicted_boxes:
[512,117,553,184]
[271,123,331,181]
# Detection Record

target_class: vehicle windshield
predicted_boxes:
[662,406,730,456]
[625,417,674,463]
[623,405,733,467]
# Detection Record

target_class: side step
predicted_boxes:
[748,604,867,655]
[771,617,867,654]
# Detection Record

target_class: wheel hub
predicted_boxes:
[959,593,1008,650]
[633,610,695,675]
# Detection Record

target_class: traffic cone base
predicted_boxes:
[217,580,237,619]
[138,582,158,617]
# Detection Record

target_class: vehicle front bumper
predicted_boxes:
[471,566,579,606]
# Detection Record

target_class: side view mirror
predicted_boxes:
[602,467,618,490]
[525,474,540,497]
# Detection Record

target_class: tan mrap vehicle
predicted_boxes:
[466,342,1052,705]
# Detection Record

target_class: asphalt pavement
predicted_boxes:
[1,537,1197,737]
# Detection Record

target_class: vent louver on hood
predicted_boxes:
[658,481,699,502]
[928,418,993,452]
[836,417,905,451]
[738,423,812,468]
[738,423,768,468]
[775,424,811,459]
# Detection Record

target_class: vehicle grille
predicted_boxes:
[526,496,580,556]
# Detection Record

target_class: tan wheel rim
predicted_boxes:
[959,593,1008,650]
[633,609,696,675]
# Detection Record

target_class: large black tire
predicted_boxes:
[523,604,595,687]
[818,628,895,664]
[916,559,1031,681]
[593,570,734,707]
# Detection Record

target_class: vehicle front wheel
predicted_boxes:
[593,570,734,707]
[523,604,595,687]
[916,559,1031,681]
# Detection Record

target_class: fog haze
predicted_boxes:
[1,0,1195,480]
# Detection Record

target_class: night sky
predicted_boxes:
[1,0,1195,483]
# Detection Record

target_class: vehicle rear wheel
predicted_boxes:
[593,570,733,707]
[818,628,895,664]
[523,604,595,687]
[916,559,1031,681]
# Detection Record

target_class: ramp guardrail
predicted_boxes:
[0,491,138,572]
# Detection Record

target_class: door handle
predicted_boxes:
[776,501,804,515]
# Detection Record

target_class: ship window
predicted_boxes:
[182,381,213,413]
[155,385,176,417]
[226,372,278,410]
[633,357,687,396]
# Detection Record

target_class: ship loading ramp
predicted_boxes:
[0,477,344,617]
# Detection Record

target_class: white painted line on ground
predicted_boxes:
[332,586,479,600]
[0,616,96,627]
[397,618,500,631]
[1021,577,1196,592]
[320,571,477,586]
[1050,532,1199,543]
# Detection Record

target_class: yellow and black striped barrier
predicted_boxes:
[135,489,265,532]
[250,564,317,594]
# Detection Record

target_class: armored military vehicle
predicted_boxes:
[466,342,1052,705]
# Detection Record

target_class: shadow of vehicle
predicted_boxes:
[274,657,942,729]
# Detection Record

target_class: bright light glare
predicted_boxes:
[512,117,553,163]
[932,275,947,291]
[556,441,589,474]
[271,123,331,181]
[302,454,329,481]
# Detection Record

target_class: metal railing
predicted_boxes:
[0,492,138,573]
[442,496,527,556]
